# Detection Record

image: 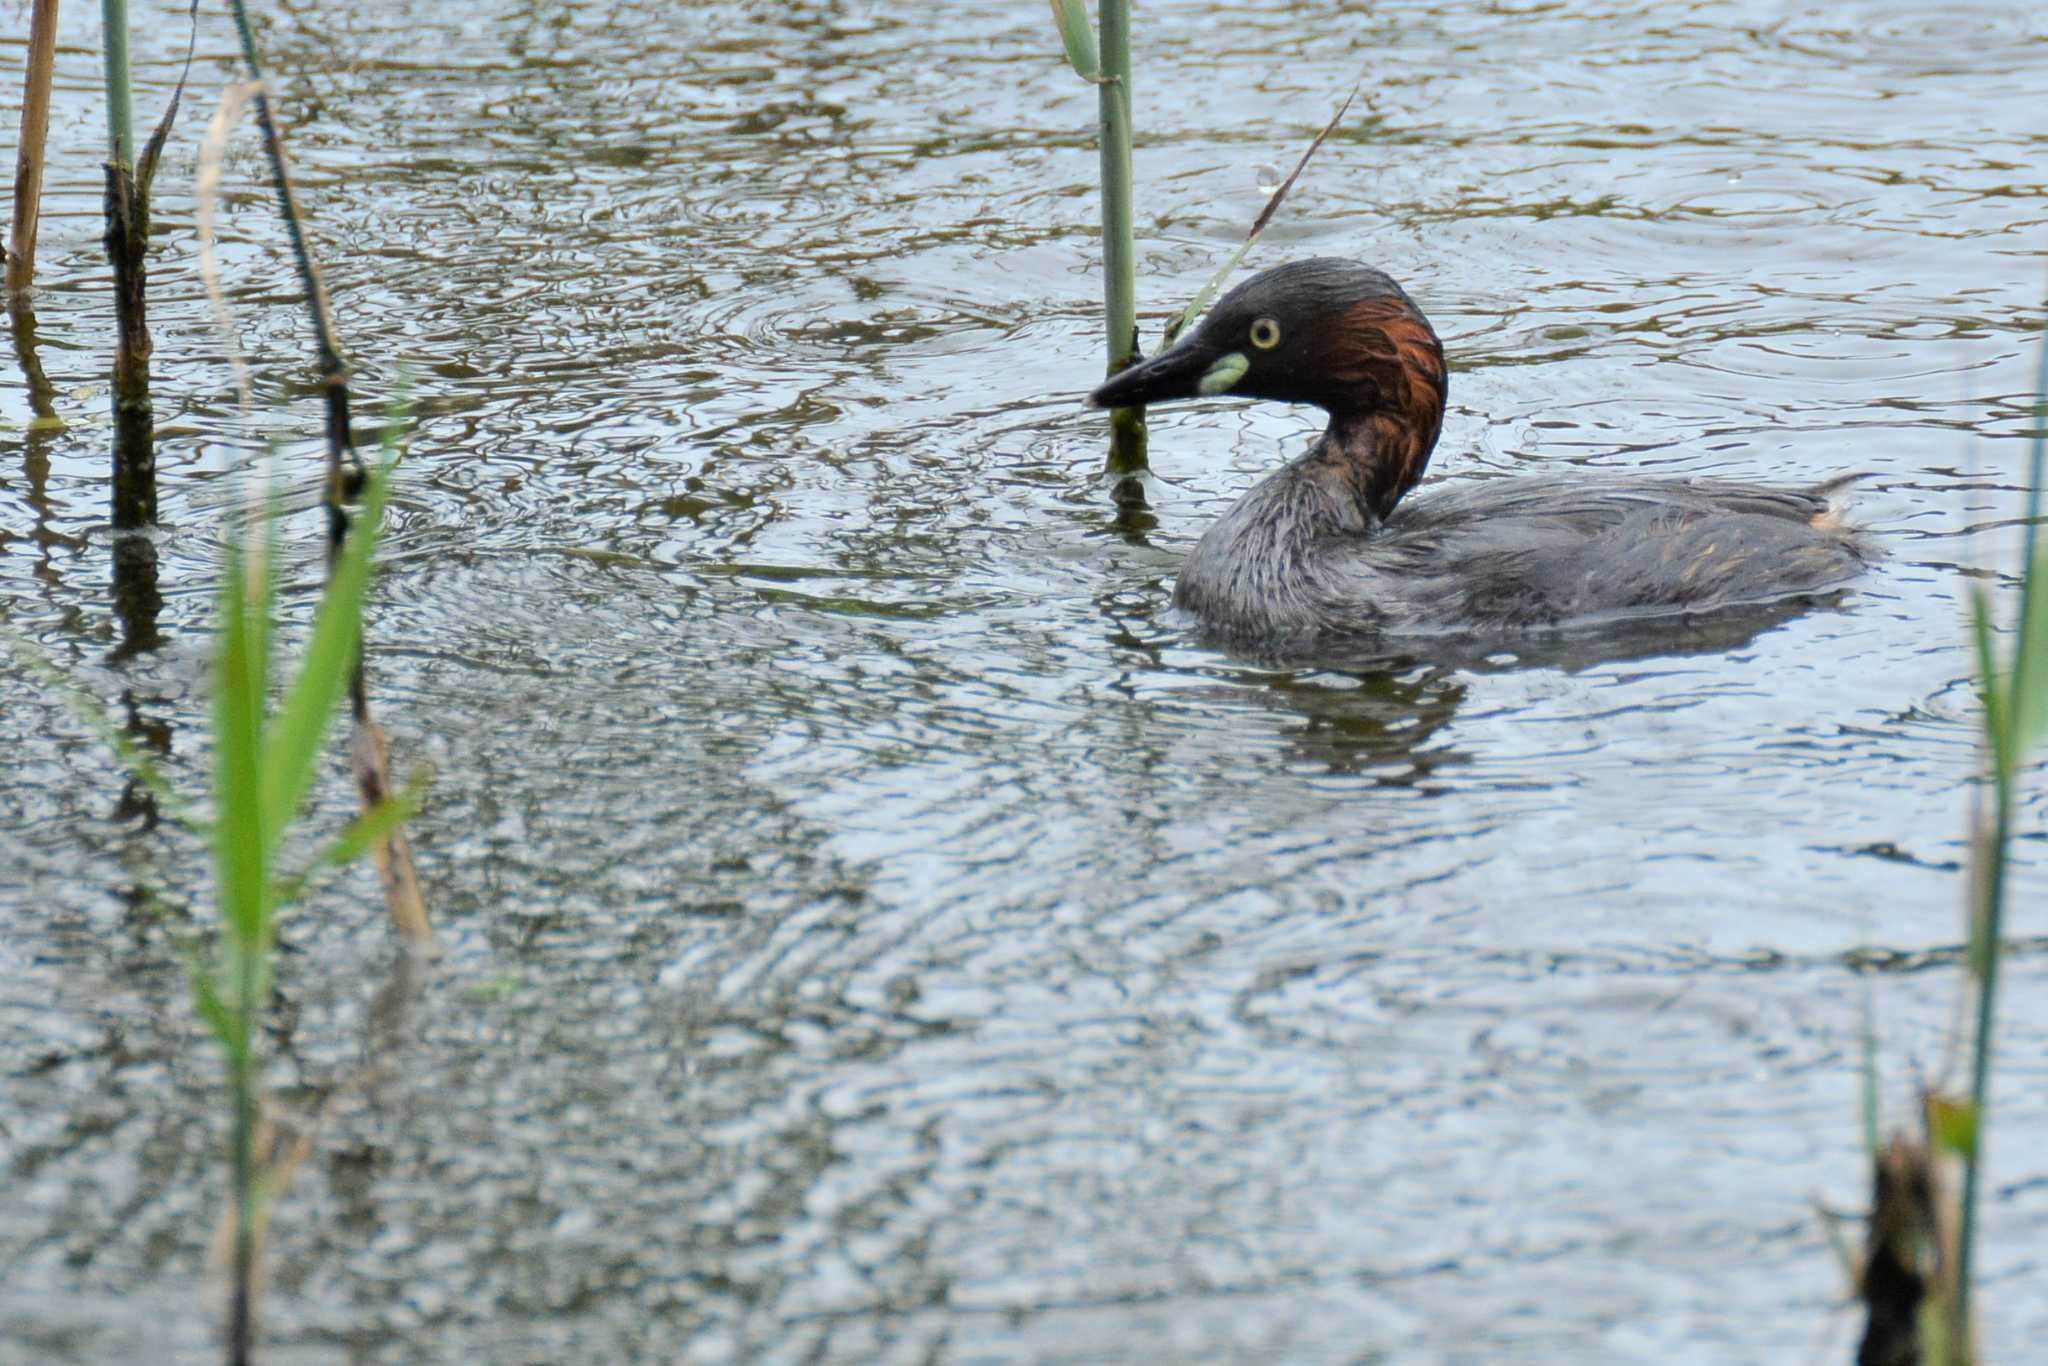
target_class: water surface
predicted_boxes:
[3,1,2046,1360]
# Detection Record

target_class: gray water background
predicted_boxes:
[3,1,2047,1360]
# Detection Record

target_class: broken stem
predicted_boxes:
[7,0,62,292]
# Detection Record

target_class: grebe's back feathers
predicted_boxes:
[1333,475,1870,634]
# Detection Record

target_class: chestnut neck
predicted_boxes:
[1290,297,1448,523]
[1308,404,1441,525]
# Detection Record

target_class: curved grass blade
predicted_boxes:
[1163,85,1360,347]
[270,772,426,911]
[135,0,201,198]
[1969,585,2006,773]
[213,545,268,948]
[259,457,392,838]
[191,968,249,1067]
[1050,0,1100,79]
[2008,326,2048,755]
[2017,543,2048,755]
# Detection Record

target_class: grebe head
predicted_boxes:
[1087,259,1449,519]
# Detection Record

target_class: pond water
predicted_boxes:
[4,0,2047,1360]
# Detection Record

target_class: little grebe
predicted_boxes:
[1087,259,1870,649]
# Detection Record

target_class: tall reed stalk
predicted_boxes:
[193,31,434,1323]
[100,0,152,515]
[100,0,199,651]
[1859,320,2048,1364]
[1051,0,1146,499]
[1951,317,2048,1352]
[101,0,134,163]
[1094,1,1145,492]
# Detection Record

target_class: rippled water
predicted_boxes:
[4,0,2047,1360]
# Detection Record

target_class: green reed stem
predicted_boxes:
[1096,0,1146,482]
[1955,314,2048,1342]
[99,0,134,166]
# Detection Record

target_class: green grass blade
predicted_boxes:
[1164,236,1255,348]
[1929,1093,1980,1160]
[1049,0,1099,78]
[190,965,248,1066]
[2016,544,2048,755]
[1163,86,1358,346]
[270,775,425,909]
[248,484,278,730]
[259,459,392,839]
[1968,584,2007,773]
[213,542,269,948]
[2006,318,2048,754]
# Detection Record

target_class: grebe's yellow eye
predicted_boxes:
[1249,317,1282,350]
